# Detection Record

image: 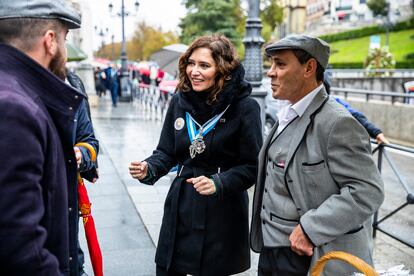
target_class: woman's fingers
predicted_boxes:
[187,176,216,195]
[129,161,148,179]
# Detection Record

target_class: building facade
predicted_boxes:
[277,0,307,38]
[67,0,96,96]
[305,0,413,37]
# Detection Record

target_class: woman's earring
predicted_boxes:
[225,75,232,80]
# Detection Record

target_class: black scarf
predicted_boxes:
[177,64,251,123]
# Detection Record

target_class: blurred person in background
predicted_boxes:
[67,70,100,276]
[94,67,107,97]
[323,70,389,144]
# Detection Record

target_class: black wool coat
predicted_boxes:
[0,44,83,275]
[141,65,263,275]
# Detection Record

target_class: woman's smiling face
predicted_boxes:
[186,47,217,92]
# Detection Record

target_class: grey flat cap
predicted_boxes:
[265,35,330,69]
[0,0,81,29]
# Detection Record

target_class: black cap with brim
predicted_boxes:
[0,0,81,29]
[265,35,330,69]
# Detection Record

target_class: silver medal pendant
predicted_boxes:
[189,136,206,159]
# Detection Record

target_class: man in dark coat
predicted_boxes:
[67,71,100,276]
[0,1,83,275]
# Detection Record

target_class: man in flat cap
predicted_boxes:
[250,35,384,275]
[0,0,84,275]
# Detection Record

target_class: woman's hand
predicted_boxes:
[129,161,148,180]
[187,176,216,195]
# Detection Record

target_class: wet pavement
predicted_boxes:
[79,94,414,275]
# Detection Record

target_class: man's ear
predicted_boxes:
[43,30,58,56]
[304,58,317,79]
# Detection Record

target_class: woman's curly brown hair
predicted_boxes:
[176,34,240,104]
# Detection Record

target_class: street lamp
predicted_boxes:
[385,0,391,47]
[108,0,140,102]
[111,34,115,61]
[243,0,267,128]
[94,26,109,57]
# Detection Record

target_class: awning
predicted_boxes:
[66,43,87,62]
[337,11,346,18]
[150,44,188,76]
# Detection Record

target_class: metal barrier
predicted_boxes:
[331,87,414,104]
[330,69,414,78]
[371,141,414,249]
[133,83,173,117]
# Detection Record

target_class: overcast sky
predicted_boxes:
[88,0,187,49]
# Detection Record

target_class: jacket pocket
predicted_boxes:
[270,212,299,223]
[271,160,285,175]
[345,225,363,234]
[301,160,325,172]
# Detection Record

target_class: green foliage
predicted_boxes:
[328,29,414,68]
[330,62,364,69]
[96,21,179,61]
[179,0,245,48]
[261,23,273,44]
[367,0,388,17]
[396,61,414,68]
[179,0,285,59]
[330,62,414,69]
[260,0,283,41]
[131,22,179,60]
[364,46,396,76]
[319,18,414,43]
[95,42,121,60]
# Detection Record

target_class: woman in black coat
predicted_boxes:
[129,34,262,276]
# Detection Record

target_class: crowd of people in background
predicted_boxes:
[93,63,167,107]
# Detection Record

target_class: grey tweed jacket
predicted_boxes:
[250,87,384,275]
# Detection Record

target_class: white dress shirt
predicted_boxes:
[276,84,324,134]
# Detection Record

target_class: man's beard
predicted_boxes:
[49,47,66,80]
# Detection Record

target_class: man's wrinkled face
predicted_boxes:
[266,50,306,104]
[49,28,68,80]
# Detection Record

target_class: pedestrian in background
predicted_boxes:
[150,65,158,86]
[0,0,82,274]
[67,71,100,276]
[129,34,262,276]
[323,71,389,144]
[104,64,119,107]
[94,67,107,97]
[156,68,165,86]
[250,35,384,275]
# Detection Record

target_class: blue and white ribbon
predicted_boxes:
[185,105,230,142]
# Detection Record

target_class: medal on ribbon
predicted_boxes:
[186,105,230,159]
[189,136,206,159]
